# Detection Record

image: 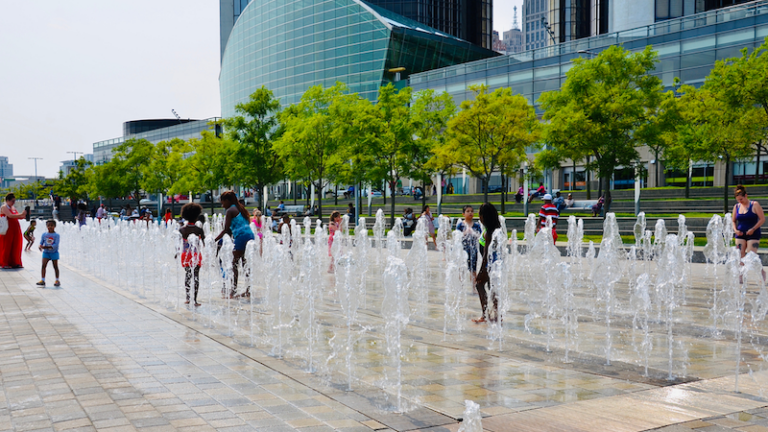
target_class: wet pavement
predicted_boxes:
[2,246,768,431]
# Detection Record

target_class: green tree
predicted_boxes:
[707,39,768,184]
[175,131,235,215]
[88,163,124,203]
[55,158,92,203]
[538,45,664,212]
[438,84,539,204]
[327,92,373,210]
[409,89,456,210]
[224,87,284,208]
[142,138,190,217]
[106,138,154,209]
[274,83,347,220]
[666,85,760,213]
[354,84,415,226]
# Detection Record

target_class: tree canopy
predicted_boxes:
[538,45,664,208]
[437,84,539,203]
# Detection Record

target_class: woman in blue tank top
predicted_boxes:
[215,191,255,298]
[732,184,765,260]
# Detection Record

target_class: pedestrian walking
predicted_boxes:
[179,203,205,306]
[0,193,27,269]
[473,203,501,323]
[24,220,36,251]
[456,205,482,285]
[733,184,765,260]
[36,220,60,287]
[537,193,559,243]
[214,191,254,298]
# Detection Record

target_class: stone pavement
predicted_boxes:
[3,248,768,431]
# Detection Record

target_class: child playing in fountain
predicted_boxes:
[23,220,36,251]
[36,220,60,287]
[179,203,205,306]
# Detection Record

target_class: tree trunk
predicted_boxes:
[390,180,397,228]
[317,181,323,220]
[597,177,603,201]
[210,190,214,215]
[685,161,691,199]
[655,149,660,188]
[421,180,426,210]
[724,154,730,214]
[170,193,174,218]
[334,184,338,206]
[603,178,612,216]
[383,182,386,206]
[500,174,506,214]
[755,144,762,185]
[586,157,591,200]
[293,181,297,205]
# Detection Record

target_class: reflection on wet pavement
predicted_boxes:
[2,245,768,431]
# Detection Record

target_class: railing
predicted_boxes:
[411,0,768,84]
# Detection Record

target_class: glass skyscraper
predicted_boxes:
[219,0,498,118]
[364,0,493,48]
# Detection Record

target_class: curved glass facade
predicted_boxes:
[219,0,497,118]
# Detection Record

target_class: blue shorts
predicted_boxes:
[43,251,60,261]
[233,232,255,252]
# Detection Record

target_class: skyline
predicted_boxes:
[0,0,522,179]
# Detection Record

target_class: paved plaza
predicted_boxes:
[3,246,768,432]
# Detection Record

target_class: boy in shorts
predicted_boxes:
[36,220,60,287]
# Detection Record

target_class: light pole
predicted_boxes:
[541,17,557,45]
[577,49,597,58]
[29,157,42,204]
[388,67,406,83]
[523,160,529,216]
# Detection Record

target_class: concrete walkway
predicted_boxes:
[3,249,768,431]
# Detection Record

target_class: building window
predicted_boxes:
[656,0,684,20]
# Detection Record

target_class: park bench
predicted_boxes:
[276,205,305,217]
[562,200,598,212]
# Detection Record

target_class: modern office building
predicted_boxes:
[220,0,252,63]
[523,0,550,50]
[362,0,493,48]
[93,118,221,164]
[411,0,768,191]
[503,27,524,53]
[219,0,498,118]
[0,156,13,180]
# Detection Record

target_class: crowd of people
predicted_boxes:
[5,184,766,325]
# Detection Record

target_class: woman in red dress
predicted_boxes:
[0,193,28,269]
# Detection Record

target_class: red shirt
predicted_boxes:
[539,203,559,228]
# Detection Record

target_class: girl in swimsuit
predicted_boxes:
[732,184,765,260]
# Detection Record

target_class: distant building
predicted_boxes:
[0,156,13,180]
[59,154,93,177]
[503,7,523,54]
[93,119,221,164]
[492,30,506,53]
[523,0,549,50]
